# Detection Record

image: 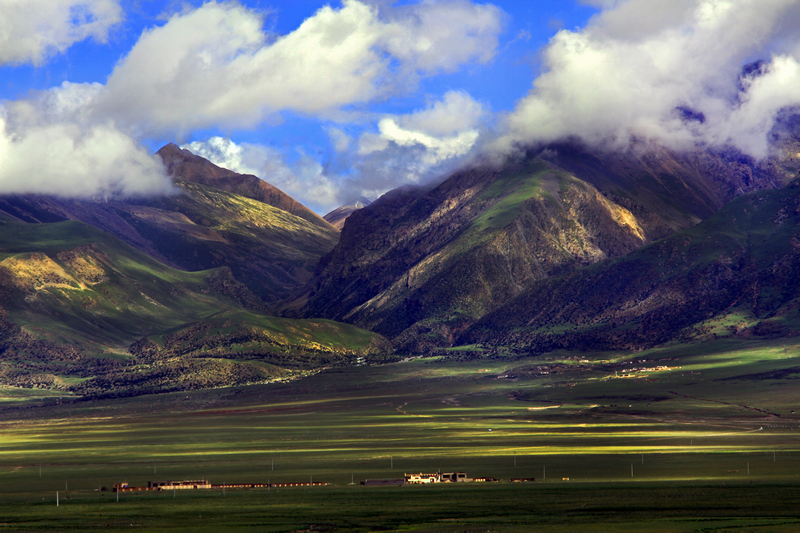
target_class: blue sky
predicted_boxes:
[1,1,799,214]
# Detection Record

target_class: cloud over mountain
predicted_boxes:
[182,136,339,213]
[497,0,800,158]
[185,91,487,212]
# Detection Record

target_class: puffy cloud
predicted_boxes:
[0,82,172,198]
[350,90,486,201]
[95,0,504,137]
[0,0,504,202]
[372,118,479,166]
[359,90,485,168]
[497,0,800,158]
[394,89,487,137]
[0,120,172,198]
[378,0,505,74]
[0,0,122,66]
[182,136,261,176]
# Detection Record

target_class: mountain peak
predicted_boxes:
[323,200,370,231]
[156,144,332,228]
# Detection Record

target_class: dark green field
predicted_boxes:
[2,338,800,531]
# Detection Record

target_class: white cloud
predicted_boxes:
[327,127,352,153]
[182,136,261,176]
[182,137,339,213]
[379,0,505,74]
[359,90,485,166]
[94,0,504,137]
[0,119,172,198]
[375,118,479,167]
[0,0,504,202]
[0,0,122,66]
[0,81,173,198]
[395,90,487,137]
[497,0,800,158]
[348,90,486,201]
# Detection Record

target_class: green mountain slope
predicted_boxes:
[0,221,388,397]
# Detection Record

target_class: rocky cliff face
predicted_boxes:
[296,140,797,351]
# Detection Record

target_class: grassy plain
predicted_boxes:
[1,338,800,530]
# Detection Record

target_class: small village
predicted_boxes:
[112,472,535,492]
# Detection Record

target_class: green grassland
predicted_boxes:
[0,220,389,397]
[0,220,230,347]
[1,337,800,530]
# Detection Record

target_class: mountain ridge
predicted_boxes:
[462,177,800,352]
[157,143,333,228]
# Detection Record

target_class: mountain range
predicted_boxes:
[294,131,800,352]
[1,115,799,397]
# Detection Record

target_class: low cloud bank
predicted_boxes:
[0,81,172,198]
